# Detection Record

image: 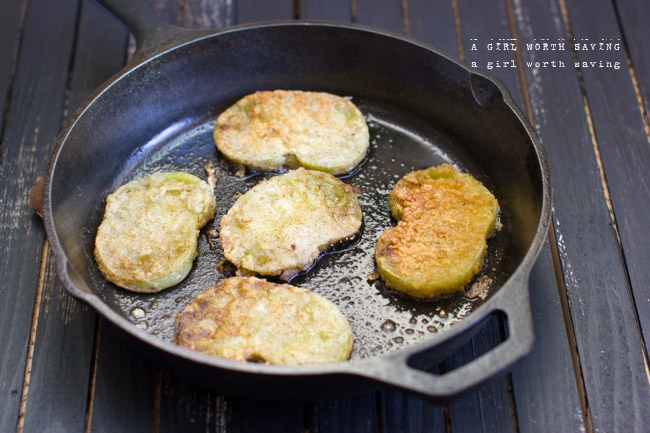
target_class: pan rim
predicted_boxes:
[42,20,552,382]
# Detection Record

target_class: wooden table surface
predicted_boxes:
[2,0,649,431]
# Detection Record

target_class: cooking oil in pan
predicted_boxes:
[85,105,507,361]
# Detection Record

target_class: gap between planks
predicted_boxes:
[0,0,30,160]
[83,316,102,433]
[503,0,593,431]
[16,240,50,433]
[557,0,650,397]
[610,1,650,141]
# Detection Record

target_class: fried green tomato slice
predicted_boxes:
[375,164,499,299]
[175,276,354,365]
[213,90,369,175]
[94,172,216,293]
[220,168,362,280]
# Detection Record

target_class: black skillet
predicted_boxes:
[42,0,551,401]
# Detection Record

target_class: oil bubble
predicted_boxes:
[381,319,397,333]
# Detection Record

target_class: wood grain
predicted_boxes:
[2,0,648,432]
[0,0,79,431]
[512,0,650,431]
[300,0,352,22]
[615,0,650,130]
[562,0,650,427]
[456,1,586,432]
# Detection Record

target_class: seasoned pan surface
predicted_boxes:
[45,18,550,399]
[83,99,508,360]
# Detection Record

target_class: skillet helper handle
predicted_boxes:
[93,0,184,60]
[359,275,535,401]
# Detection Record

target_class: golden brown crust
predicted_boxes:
[219,168,362,280]
[213,90,369,175]
[175,276,353,365]
[94,172,216,293]
[375,164,499,298]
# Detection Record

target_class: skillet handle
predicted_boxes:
[92,0,189,60]
[356,274,535,401]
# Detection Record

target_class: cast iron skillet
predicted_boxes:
[42,0,551,401]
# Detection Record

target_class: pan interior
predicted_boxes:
[48,25,544,366]
[81,96,511,361]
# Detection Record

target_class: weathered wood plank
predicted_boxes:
[157,373,227,433]
[615,0,650,126]
[236,0,293,22]
[562,0,650,428]
[307,396,379,433]
[0,0,24,134]
[299,0,352,22]
[443,318,516,433]
[459,0,524,108]
[89,322,157,433]
[405,0,459,58]
[22,0,130,427]
[510,243,585,433]
[355,0,404,31]
[20,253,96,433]
[456,1,585,432]
[0,0,27,428]
[568,0,650,367]
[227,398,304,433]
[511,0,650,431]
[0,0,79,431]
[379,390,446,433]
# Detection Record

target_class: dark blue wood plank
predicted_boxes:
[236,0,294,23]
[562,0,650,428]
[615,0,650,124]
[458,0,524,110]
[299,0,351,22]
[307,396,379,433]
[158,373,227,433]
[229,398,304,433]
[510,243,585,433]
[20,257,96,432]
[0,0,24,135]
[570,0,650,360]
[0,1,28,430]
[406,0,459,58]
[379,390,446,433]
[90,322,157,433]
[0,0,79,431]
[512,0,650,431]
[444,317,516,433]
[355,0,403,32]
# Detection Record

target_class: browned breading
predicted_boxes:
[213,90,369,175]
[375,164,499,298]
[219,168,362,280]
[175,276,353,365]
[94,172,216,293]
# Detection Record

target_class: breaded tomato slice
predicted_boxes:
[175,276,353,365]
[375,164,499,299]
[94,172,216,293]
[219,168,362,281]
[213,90,369,175]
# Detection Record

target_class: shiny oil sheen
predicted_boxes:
[84,98,509,361]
